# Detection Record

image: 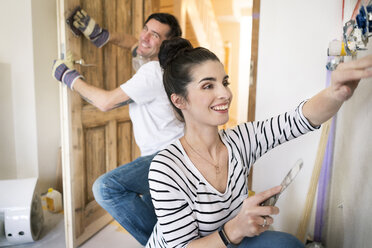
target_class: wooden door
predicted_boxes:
[57,0,159,247]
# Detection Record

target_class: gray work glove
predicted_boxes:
[73,9,109,48]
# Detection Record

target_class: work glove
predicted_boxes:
[73,9,109,48]
[52,52,84,90]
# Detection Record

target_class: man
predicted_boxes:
[52,10,184,246]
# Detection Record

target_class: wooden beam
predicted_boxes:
[296,119,332,242]
[247,0,261,190]
[173,0,186,35]
[56,0,75,246]
[248,0,260,123]
[81,105,130,128]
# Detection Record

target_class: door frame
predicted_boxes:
[56,0,76,246]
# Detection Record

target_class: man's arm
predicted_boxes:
[52,58,133,111]
[72,78,133,111]
[108,32,138,49]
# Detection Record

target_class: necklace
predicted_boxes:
[183,136,221,174]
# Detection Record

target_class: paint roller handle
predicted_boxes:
[225,186,281,243]
[72,9,110,48]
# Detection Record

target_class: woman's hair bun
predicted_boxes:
[159,37,193,69]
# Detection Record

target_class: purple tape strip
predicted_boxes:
[313,59,336,242]
[252,12,260,19]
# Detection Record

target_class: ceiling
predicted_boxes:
[211,0,253,22]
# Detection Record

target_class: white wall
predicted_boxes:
[325,1,372,246]
[0,62,17,178]
[31,0,61,192]
[253,0,342,237]
[0,0,60,193]
[325,45,372,248]
[0,0,38,179]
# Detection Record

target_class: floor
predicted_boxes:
[7,210,143,248]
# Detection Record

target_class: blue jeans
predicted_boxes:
[92,153,157,246]
[237,231,304,248]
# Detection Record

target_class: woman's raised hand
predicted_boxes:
[330,54,372,102]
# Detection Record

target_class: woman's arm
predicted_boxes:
[229,102,318,169]
[303,55,372,126]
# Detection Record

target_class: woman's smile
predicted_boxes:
[211,102,230,112]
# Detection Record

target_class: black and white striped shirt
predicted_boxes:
[146,101,318,248]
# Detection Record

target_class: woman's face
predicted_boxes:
[182,60,232,127]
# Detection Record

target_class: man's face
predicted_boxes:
[136,19,170,61]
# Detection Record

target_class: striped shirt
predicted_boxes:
[146,101,319,248]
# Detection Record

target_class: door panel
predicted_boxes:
[59,0,159,246]
[85,126,105,203]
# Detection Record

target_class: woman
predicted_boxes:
[146,37,372,248]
